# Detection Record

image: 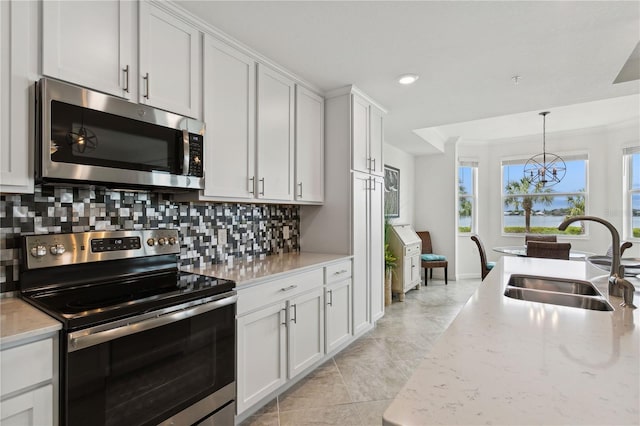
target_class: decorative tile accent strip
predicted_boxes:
[0,187,300,292]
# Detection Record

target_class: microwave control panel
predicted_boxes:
[188,133,204,177]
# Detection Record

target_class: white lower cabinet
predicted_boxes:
[325,279,352,353]
[236,301,287,414]
[0,384,53,426]
[0,336,57,426]
[236,269,324,415]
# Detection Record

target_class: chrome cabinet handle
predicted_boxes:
[281,308,287,326]
[327,290,333,306]
[280,285,298,292]
[249,176,255,193]
[333,269,348,275]
[291,304,297,324]
[298,182,303,198]
[123,65,130,93]
[143,72,150,99]
[259,178,265,195]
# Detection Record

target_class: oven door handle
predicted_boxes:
[67,293,237,352]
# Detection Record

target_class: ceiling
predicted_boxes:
[175,1,640,156]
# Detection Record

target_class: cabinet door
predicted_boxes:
[139,2,201,118]
[256,65,295,201]
[203,35,256,199]
[352,173,370,335]
[0,0,34,193]
[369,105,385,176]
[325,279,352,353]
[369,176,385,321]
[351,95,370,174]
[236,302,287,414]
[410,254,422,286]
[42,0,134,99]
[288,287,325,379]
[295,86,324,203]
[0,385,53,426]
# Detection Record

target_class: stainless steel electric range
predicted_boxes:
[20,229,236,426]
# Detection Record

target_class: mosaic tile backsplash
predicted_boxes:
[0,186,300,292]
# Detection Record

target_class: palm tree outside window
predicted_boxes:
[625,147,640,240]
[501,154,588,235]
[458,161,477,234]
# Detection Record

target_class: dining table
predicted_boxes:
[492,245,595,260]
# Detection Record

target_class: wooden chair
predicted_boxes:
[526,241,571,260]
[525,234,557,243]
[470,234,495,280]
[417,231,448,285]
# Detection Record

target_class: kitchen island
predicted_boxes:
[383,256,639,425]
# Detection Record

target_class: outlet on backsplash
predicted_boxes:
[283,225,290,240]
[218,228,228,245]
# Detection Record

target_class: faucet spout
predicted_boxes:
[558,215,621,279]
[558,215,630,302]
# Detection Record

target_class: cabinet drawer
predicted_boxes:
[405,243,421,257]
[324,261,352,284]
[237,269,324,315]
[1,338,53,397]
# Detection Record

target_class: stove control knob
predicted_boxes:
[168,237,177,245]
[30,245,47,258]
[146,238,155,247]
[50,244,66,255]
[158,237,167,246]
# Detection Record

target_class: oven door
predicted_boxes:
[64,293,236,426]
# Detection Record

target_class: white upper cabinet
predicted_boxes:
[1,0,35,193]
[139,1,201,118]
[42,0,135,99]
[352,93,384,176]
[202,35,256,199]
[256,64,295,201]
[295,86,324,203]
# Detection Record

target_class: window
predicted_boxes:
[458,161,477,233]
[501,154,587,235]
[625,147,640,240]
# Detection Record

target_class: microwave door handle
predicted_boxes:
[182,129,190,175]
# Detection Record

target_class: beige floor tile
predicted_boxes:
[279,404,362,426]
[239,412,280,426]
[278,362,352,412]
[335,355,408,403]
[352,399,393,426]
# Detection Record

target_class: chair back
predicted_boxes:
[470,234,491,280]
[525,234,557,243]
[606,241,633,257]
[526,241,571,260]
[417,231,433,254]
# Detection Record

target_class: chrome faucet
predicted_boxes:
[558,215,636,309]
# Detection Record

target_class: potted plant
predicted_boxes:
[384,222,397,306]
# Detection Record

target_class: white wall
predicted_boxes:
[413,141,458,281]
[415,120,639,280]
[383,143,415,227]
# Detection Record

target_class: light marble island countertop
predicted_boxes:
[383,256,639,425]
[1,297,62,347]
[182,252,351,287]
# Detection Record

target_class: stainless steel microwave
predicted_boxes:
[36,78,205,190]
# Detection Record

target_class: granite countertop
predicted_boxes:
[183,252,351,288]
[383,256,640,425]
[0,298,62,347]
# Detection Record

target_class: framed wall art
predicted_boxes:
[384,165,400,218]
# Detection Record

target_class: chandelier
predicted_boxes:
[523,111,565,187]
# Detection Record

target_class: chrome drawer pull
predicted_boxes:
[333,269,348,275]
[280,285,298,292]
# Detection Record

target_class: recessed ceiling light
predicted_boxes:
[398,74,419,85]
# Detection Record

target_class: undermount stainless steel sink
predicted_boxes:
[504,287,613,311]
[504,274,614,311]
[507,274,599,296]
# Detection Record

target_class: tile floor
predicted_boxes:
[239,277,482,426]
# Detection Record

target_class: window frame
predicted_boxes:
[500,153,589,237]
[457,160,478,235]
[624,146,640,242]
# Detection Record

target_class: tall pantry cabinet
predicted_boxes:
[301,86,386,336]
